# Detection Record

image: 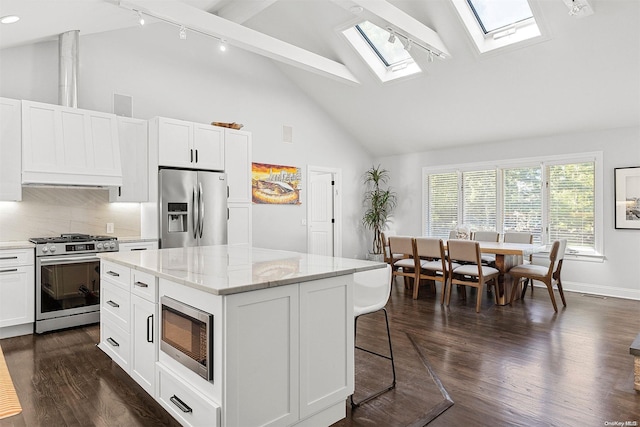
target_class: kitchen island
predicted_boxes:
[97,245,385,427]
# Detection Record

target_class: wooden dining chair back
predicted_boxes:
[414,237,452,303]
[381,232,391,264]
[472,231,499,264]
[508,239,567,312]
[503,232,534,296]
[388,236,417,290]
[446,240,500,312]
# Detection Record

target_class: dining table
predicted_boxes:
[446,241,546,305]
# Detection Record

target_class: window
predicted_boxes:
[463,169,497,231]
[423,153,602,256]
[449,0,543,54]
[342,21,422,83]
[466,0,534,34]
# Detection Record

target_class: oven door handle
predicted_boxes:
[39,255,100,265]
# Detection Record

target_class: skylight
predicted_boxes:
[355,21,412,67]
[450,0,543,54]
[342,21,422,83]
[467,0,534,34]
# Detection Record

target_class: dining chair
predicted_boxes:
[472,231,499,265]
[446,240,500,312]
[414,237,457,303]
[508,239,567,312]
[503,231,534,296]
[388,236,417,290]
[381,231,400,266]
[350,265,395,407]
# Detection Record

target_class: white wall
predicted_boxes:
[378,126,640,299]
[0,24,374,258]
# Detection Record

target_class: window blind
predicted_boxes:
[428,172,458,239]
[502,166,543,243]
[462,169,496,231]
[547,162,595,249]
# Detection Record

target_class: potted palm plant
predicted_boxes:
[362,165,397,259]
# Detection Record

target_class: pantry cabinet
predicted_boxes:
[21,100,122,187]
[0,97,22,201]
[224,128,252,245]
[110,117,148,202]
[152,117,224,171]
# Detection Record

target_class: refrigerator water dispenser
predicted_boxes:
[167,203,188,233]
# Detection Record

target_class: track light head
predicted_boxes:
[387,29,396,44]
[137,11,145,26]
[179,25,186,40]
[219,39,227,52]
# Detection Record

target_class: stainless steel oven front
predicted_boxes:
[161,296,214,381]
[31,234,118,333]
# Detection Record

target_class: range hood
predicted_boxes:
[20,31,123,189]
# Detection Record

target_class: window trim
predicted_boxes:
[421,152,604,257]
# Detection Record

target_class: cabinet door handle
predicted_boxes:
[130,248,147,251]
[147,314,153,343]
[106,300,119,308]
[107,337,119,347]
[170,395,193,413]
[0,256,18,260]
[134,281,148,288]
[118,186,122,197]
[195,149,198,163]
[0,268,18,273]
[107,271,120,277]
[190,149,194,163]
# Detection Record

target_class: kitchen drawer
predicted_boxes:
[131,270,157,302]
[157,364,220,427]
[0,249,34,268]
[102,280,131,331]
[102,261,130,289]
[100,314,130,372]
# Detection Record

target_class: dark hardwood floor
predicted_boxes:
[1,282,638,427]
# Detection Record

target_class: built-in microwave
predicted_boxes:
[160,296,214,381]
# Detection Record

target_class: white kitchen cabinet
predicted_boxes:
[153,117,224,171]
[131,294,157,396]
[118,241,158,252]
[99,260,159,396]
[0,249,35,336]
[227,203,252,246]
[224,128,252,246]
[224,129,252,203]
[225,285,300,427]
[0,97,22,201]
[110,117,148,202]
[21,100,122,187]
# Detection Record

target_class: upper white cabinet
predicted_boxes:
[21,100,122,187]
[224,129,252,203]
[152,117,224,171]
[110,117,148,202]
[0,97,22,201]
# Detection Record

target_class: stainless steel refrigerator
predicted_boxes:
[159,168,228,248]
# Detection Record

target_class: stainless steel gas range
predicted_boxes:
[30,233,119,333]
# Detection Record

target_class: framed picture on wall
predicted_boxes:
[615,166,640,229]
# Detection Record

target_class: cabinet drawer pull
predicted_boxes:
[106,300,119,308]
[107,337,120,347]
[134,281,149,288]
[0,256,18,260]
[147,314,153,343]
[170,395,192,413]
[107,271,120,277]
[130,248,147,251]
[0,268,18,273]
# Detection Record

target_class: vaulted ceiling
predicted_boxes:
[1,0,638,157]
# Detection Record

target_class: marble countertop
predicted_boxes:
[0,241,34,250]
[98,245,385,296]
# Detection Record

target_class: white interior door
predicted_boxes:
[308,171,334,256]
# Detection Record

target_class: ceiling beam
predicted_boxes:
[331,0,451,57]
[120,0,360,84]
[217,0,278,24]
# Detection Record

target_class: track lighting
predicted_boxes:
[387,29,396,44]
[404,39,413,52]
[137,11,145,26]
[179,25,187,40]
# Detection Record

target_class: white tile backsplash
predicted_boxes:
[0,188,140,241]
